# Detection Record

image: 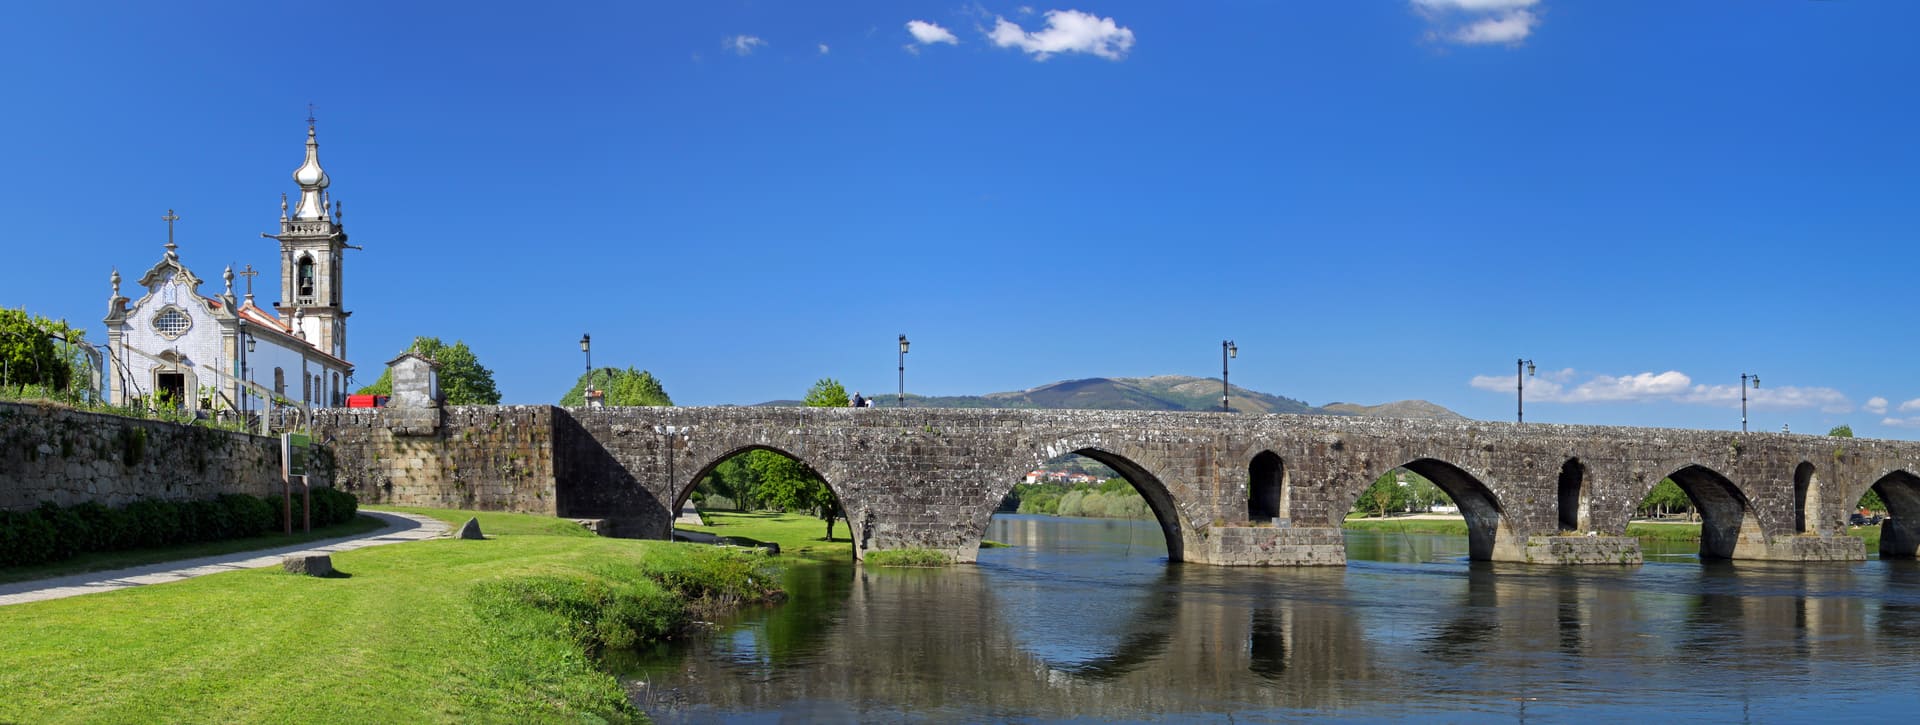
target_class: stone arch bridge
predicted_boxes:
[316,406,1920,566]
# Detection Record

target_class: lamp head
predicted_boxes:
[899,334,910,354]
[1227,340,1237,358]
[580,333,590,353]
[1526,360,1536,377]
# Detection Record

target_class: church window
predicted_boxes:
[152,307,191,339]
[297,256,316,301]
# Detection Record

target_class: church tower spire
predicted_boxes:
[291,115,331,221]
[268,112,353,362]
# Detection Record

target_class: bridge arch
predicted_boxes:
[992,435,1190,563]
[1247,450,1285,523]
[676,443,855,551]
[1356,457,1512,561]
[1659,464,1761,559]
[1861,469,1920,559]
[1793,461,1820,534]
[1558,457,1588,533]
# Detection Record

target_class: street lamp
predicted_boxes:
[580,333,604,408]
[898,334,910,407]
[1221,340,1238,413]
[239,320,256,423]
[1516,358,1536,424]
[1741,373,1760,433]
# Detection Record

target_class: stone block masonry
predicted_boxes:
[313,405,1920,566]
[0,401,325,511]
[320,406,558,514]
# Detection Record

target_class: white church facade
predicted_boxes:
[102,120,356,417]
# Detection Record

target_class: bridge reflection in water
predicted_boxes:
[627,516,1920,721]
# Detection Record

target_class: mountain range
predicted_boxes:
[760,375,1466,420]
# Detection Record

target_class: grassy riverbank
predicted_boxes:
[677,510,857,563]
[0,507,779,723]
[1341,515,1886,549]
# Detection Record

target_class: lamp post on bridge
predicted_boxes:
[897,334,910,407]
[1221,340,1237,413]
[1741,373,1759,433]
[1516,358,1536,424]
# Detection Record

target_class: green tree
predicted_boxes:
[804,378,850,407]
[559,367,672,406]
[1637,478,1692,518]
[1829,424,1854,438]
[1353,471,1406,518]
[356,337,501,405]
[1,307,85,394]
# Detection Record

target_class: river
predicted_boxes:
[626,514,1920,722]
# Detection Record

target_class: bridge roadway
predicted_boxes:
[316,406,1920,566]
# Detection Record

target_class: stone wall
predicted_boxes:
[0,401,317,511]
[319,406,558,513]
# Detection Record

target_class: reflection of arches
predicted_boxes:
[1558,458,1587,533]
[1248,451,1284,522]
[1665,465,1757,559]
[1362,458,1508,561]
[1793,462,1819,534]
[1867,470,1920,559]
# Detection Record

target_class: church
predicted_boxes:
[101,119,356,419]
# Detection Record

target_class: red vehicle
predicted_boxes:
[346,394,389,409]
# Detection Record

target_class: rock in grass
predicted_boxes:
[282,554,334,577]
[456,517,485,540]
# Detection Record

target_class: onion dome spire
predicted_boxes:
[291,115,331,221]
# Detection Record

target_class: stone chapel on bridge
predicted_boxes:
[101,120,356,413]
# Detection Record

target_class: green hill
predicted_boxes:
[763,375,1465,419]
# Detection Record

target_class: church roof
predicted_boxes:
[237,301,353,370]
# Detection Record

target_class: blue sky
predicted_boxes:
[3,1,1917,436]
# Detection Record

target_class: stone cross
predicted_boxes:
[161,209,180,253]
[237,264,259,302]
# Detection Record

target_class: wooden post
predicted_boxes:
[302,475,311,533]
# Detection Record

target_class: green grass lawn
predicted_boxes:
[0,515,387,585]
[677,509,858,563]
[0,507,777,724]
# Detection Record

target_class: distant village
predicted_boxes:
[1022,470,1109,485]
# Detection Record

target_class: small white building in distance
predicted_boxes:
[101,119,357,415]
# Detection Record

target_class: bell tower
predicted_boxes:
[268,114,352,360]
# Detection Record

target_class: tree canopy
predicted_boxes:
[0,307,87,394]
[559,367,672,407]
[804,378,850,407]
[356,337,501,405]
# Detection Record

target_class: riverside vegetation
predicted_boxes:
[0,506,781,723]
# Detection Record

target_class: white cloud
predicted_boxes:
[1413,0,1537,10]
[988,9,1135,61]
[818,44,830,54]
[1867,397,1890,415]
[1018,5,1036,14]
[1471,369,1853,413]
[1452,10,1537,44]
[1899,398,1920,413]
[1412,0,1541,46]
[906,20,959,46]
[726,35,766,55]
[1884,417,1920,429]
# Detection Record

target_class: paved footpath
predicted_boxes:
[0,509,449,607]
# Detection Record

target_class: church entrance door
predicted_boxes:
[157,373,186,407]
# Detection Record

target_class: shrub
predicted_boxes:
[0,490,358,568]
[863,548,952,567]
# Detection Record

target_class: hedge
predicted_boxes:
[0,489,358,568]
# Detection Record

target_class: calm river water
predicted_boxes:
[626,515,1920,722]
